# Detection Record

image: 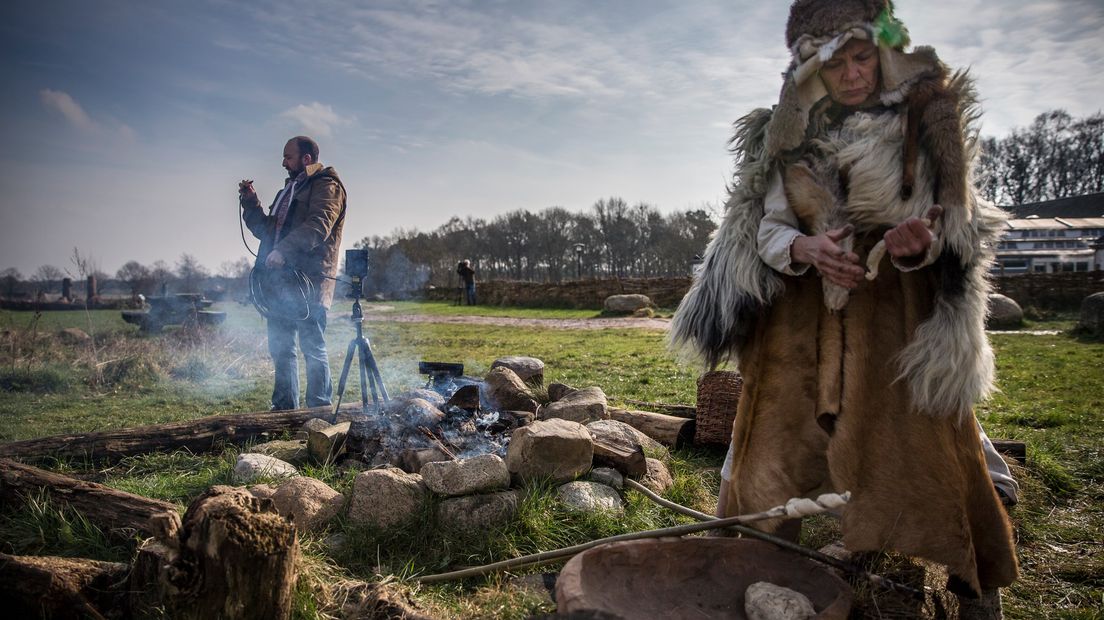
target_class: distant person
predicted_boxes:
[239,136,346,411]
[457,259,477,305]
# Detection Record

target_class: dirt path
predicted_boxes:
[362,312,671,330]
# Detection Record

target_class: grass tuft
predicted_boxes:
[0,490,131,562]
[0,365,72,393]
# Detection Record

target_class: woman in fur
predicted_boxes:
[670,0,1018,607]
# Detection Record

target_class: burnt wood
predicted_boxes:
[0,458,181,542]
[0,405,345,463]
[0,553,129,620]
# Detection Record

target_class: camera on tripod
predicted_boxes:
[345,248,370,299]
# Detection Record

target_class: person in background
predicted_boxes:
[457,259,477,305]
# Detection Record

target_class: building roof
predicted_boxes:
[1004,193,1104,219]
[1005,217,1104,230]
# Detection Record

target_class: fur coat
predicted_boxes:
[670,75,1018,595]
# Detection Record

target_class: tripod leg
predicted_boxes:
[333,339,357,414]
[357,340,376,410]
[361,340,389,402]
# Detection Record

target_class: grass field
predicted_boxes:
[0,303,1101,618]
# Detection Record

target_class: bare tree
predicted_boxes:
[32,265,64,294]
[117,261,153,297]
[175,254,210,293]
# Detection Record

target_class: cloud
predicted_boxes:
[279,102,353,138]
[39,88,138,141]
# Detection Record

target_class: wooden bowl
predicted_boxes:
[555,537,852,619]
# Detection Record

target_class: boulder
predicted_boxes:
[436,490,520,531]
[539,387,608,424]
[587,420,646,478]
[484,367,539,413]
[587,419,667,458]
[308,421,351,463]
[506,418,593,484]
[347,468,428,530]
[387,398,445,428]
[421,454,511,497]
[556,481,623,515]
[744,581,816,620]
[271,476,344,531]
[589,467,624,491]
[301,418,332,434]
[396,388,446,410]
[640,458,674,494]
[401,448,452,474]
[252,439,309,467]
[603,294,653,314]
[1077,292,1104,337]
[233,453,298,484]
[547,382,578,402]
[986,293,1023,330]
[490,356,546,386]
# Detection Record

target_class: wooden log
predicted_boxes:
[587,423,647,478]
[608,408,695,448]
[163,485,299,620]
[622,399,697,418]
[0,552,129,620]
[0,458,181,542]
[0,405,348,463]
[991,439,1028,465]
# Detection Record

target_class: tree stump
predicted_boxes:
[0,553,129,619]
[161,485,299,620]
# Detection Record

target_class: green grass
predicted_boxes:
[357,300,603,319]
[0,307,1100,618]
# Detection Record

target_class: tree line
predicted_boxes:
[353,199,718,293]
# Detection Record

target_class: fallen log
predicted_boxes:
[0,405,349,463]
[588,423,647,478]
[622,399,696,418]
[0,553,129,620]
[0,458,181,542]
[608,408,695,448]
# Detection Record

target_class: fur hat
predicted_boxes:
[786,0,888,49]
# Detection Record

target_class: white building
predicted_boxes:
[993,193,1104,274]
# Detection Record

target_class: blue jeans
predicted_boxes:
[267,305,332,410]
[465,282,477,305]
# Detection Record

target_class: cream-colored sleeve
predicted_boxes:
[757,170,810,276]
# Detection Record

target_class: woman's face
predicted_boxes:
[819,38,880,107]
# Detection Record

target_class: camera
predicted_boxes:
[345,249,370,279]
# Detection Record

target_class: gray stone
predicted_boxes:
[233,453,298,484]
[387,397,445,428]
[603,294,653,314]
[271,476,344,531]
[308,421,351,463]
[589,467,623,490]
[484,367,539,413]
[547,382,578,402]
[252,439,309,467]
[986,293,1024,330]
[539,386,608,424]
[587,419,667,458]
[586,419,649,478]
[556,481,623,514]
[436,490,520,531]
[401,448,452,474]
[490,356,546,386]
[396,388,446,410]
[421,454,510,497]
[347,468,428,530]
[506,418,593,484]
[744,581,816,620]
[1077,291,1104,336]
[301,417,332,434]
[640,458,674,494]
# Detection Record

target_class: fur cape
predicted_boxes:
[669,71,1006,424]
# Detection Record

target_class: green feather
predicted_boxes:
[873,7,911,49]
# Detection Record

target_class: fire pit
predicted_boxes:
[555,538,852,619]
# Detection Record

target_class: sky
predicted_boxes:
[1,0,1102,277]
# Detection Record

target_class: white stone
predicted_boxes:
[421,454,510,497]
[987,293,1023,330]
[251,439,309,466]
[744,581,816,620]
[233,453,298,484]
[603,294,653,313]
[556,481,623,515]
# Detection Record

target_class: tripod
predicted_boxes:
[334,277,388,413]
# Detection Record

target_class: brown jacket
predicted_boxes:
[241,162,346,308]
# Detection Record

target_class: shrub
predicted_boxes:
[0,366,72,393]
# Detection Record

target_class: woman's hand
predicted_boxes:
[791,225,864,289]
[884,205,943,259]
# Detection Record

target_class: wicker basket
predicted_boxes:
[694,370,743,446]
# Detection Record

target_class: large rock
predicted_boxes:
[490,356,546,386]
[484,367,539,413]
[308,421,351,463]
[539,387,608,424]
[640,458,674,494]
[436,490,520,531]
[401,447,452,474]
[744,581,816,620]
[547,382,578,402]
[587,419,666,458]
[395,389,446,410]
[986,293,1023,330]
[301,418,332,434]
[586,420,646,478]
[233,453,298,484]
[421,454,511,497]
[556,481,623,515]
[252,439,309,467]
[1077,292,1104,336]
[506,418,593,484]
[386,398,445,428]
[347,468,428,529]
[271,476,344,531]
[603,294,653,314]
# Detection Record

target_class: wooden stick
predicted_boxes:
[417,426,457,460]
